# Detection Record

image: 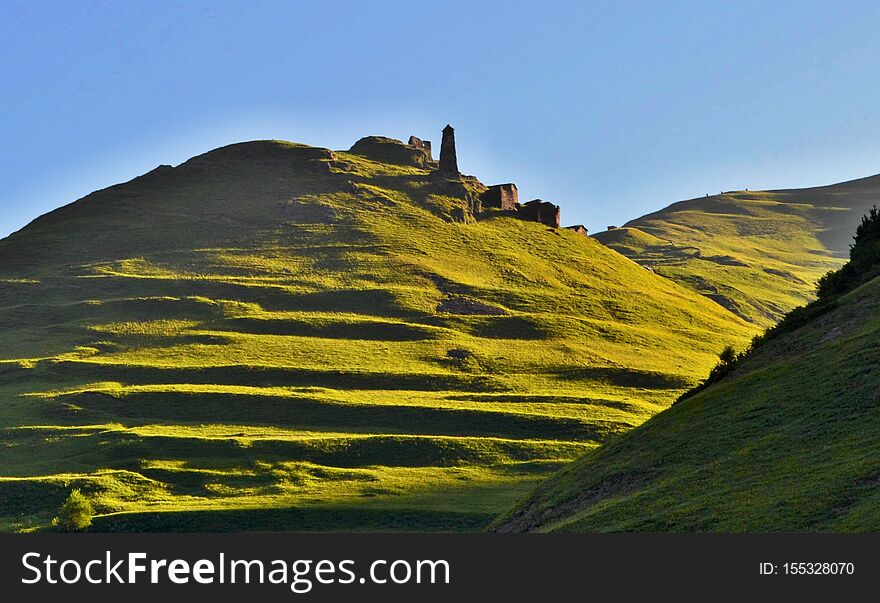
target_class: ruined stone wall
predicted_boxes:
[480,183,519,211]
[408,136,432,160]
[521,200,560,228]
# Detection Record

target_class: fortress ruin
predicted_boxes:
[404,125,589,232]
[481,183,519,211]
[408,136,432,160]
[521,200,561,228]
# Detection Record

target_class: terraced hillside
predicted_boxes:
[0,137,755,532]
[593,176,880,325]
[495,272,880,532]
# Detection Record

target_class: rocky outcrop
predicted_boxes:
[349,136,432,168]
[566,224,588,236]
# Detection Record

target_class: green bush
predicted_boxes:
[680,206,880,405]
[752,298,838,346]
[52,489,94,531]
[677,205,880,402]
[677,346,742,403]
[818,205,880,300]
[702,345,742,383]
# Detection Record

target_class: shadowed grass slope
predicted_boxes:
[593,176,880,325]
[0,137,755,532]
[494,274,880,532]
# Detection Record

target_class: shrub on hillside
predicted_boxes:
[52,489,94,531]
[704,345,740,386]
[750,298,838,347]
[679,206,879,404]
[818,205,880,299]
[677,346,743,403]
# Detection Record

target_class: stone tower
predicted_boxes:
[438,124,460,179]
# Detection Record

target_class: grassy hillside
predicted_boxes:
[0,137,756,532]
[593,176,880,325]
[494,272,880,532]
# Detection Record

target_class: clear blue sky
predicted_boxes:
[3,0,880,237]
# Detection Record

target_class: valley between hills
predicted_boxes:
[0,133,876,532]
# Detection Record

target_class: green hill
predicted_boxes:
[593,177,880,325]
[494,269,880,532]
[0,137,755,532]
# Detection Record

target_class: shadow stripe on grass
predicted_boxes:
[0,428,589,473]
[52,391,614,442]
[20,361,506,392]
[209,317,441,341]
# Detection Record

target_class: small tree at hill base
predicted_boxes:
[53,489,94,531]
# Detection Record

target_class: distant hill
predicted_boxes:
[494,269,880,532]
[593,176,880,325]
[0,136,754,532]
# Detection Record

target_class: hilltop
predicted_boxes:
[0,133,755,532]
[593,176,880,325]
[494,222,880,532]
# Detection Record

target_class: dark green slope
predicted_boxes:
[494,273,880,532]
[0,136,755,532]
[593,175,880,326]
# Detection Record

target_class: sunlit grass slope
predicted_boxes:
[494,274,880,532]
[0,138,755,532]
[593,176,880,326]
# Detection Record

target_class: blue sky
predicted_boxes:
[2,0,880,237]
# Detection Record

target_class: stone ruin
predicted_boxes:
[400,125,590,232]
[480,183,518,211]
[520,199,561,228]
[438,124,461,180]
[408,136,432,160]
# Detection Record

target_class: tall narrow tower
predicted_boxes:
[438,124,460,179]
